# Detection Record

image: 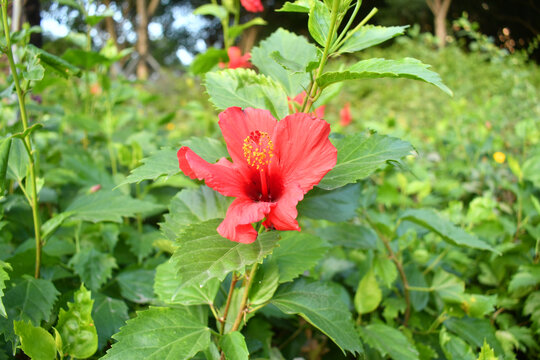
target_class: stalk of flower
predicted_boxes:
[177,107,337,243]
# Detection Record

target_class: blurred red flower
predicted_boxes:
[288,91,326,118]
[219,46,252,69]
[178,107,337,243]
[340,102,352,126]
[240,0,263,12]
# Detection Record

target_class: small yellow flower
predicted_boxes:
[166,123,175,131]
[493,151,506,164]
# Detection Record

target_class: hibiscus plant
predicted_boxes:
[5,0,517,358]
[100,0,460,359]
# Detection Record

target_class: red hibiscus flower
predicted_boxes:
[219,46,252,69]
[240,0,263,12]
[177,107,337,243]
[289,91,326,118]
[340,102,352,126]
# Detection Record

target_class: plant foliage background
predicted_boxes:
[0,0,539,359]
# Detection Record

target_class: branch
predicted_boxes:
[147,0,160,18]
[426,0,435,13]
[441,0,451,15]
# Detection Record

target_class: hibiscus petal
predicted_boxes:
[263,183,304,231]
[217,198,274,243]
[177,147,247,197]
[218,107,278,164]
[271,113,337,192]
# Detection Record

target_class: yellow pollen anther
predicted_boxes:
[242,131,274,170]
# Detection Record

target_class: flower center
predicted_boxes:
[242,131,274,200]
[242,131,274,170]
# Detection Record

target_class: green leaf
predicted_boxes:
[172,219,280,287]
[193,4,228,20]
[400,208,498,253]
[358,323,419,360]
[0,262,11,318]
[318,132,414,190]
[249,261,280,305]
[69,249,117,291]
[477,340,497,360]
[354,269,382,314]
[405,264,429,311]
[182,137,229,163]
[276,0,311,12]
[0,138,11,194]
[432,270,465,303]
[444,317,503,355]
[102,307,211,360]
[7,138,29,182]
[374,253,398,288]
[3,276,59,325]
[65,190,162,223]
[462,294,497,318]
[269,232,329,283]
[85,9,115,26]
[316,58,453,96]
[56,284,98,359]
[160,186,231,241]
[13,320,56,360]
[338,25,408,53]
[27,44,81,78]
[308,0,335,47]
[219,331,249,360]
[154,260,220,305]
[524,291,540,329]
[229,18,266,40]
[23,48,45,81]
[190,48,227,75]
[316,223,377,249]
[116,269,155,304]
[298,183,361,221]
[62,49,111,70]
[91,294,129,350]
[41,212,74,242]
[125,230,159,263]
[121,149,179,185]
[509,265,540,293]
[251,28,319,96]
[271,278,363,355]
[440,328,476,360]
[522,154,540,188]
[205,68,289,120]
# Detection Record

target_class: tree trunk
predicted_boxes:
[427,0,452,48]
[11,0,22,32]
[136,0,149,80]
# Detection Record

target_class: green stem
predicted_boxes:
[422,248,449,275]
[302,0,341,113]
[331,0,362,52]
[230,262,258,332]
[222,13,231,50]
[2,0,42,278]
[233,0,240,26]
[333,7,378,51]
